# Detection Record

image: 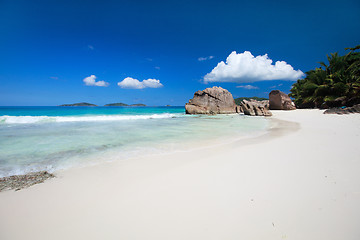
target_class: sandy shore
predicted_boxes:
[1,109,360,240]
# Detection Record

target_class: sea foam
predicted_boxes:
[0,113,178,124]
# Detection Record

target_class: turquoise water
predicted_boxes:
[0,106,269,177]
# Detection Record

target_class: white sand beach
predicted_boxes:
[1,109,360,240]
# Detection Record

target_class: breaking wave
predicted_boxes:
[0,113,179,124]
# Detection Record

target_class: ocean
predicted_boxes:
[0,106,269,177]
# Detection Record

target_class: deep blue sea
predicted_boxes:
[0,106,269,177]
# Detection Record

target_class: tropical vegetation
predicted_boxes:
[289,45,360,108]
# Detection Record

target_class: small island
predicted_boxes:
[59,102,97,107]
[129,103,146,107]
[104,103,146,107]
[104,103,128,107]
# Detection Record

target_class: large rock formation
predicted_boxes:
[321,96,360,109]
[185,87,237,114]
[269,90,296,110]
[323,104,360,114]
[240,99,272,116]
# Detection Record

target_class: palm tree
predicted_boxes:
[290,45,360,108]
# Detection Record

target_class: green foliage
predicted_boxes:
[234,96,268,105]
[302,82,318,96]
[290,45,360,108]
[332,82,348,96]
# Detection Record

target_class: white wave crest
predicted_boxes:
[0,113,178,124]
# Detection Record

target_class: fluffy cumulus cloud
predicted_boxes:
[236,85,259,90]
[117,77,163,89]
[198,56,214,61]
[83,75,109,87]
[203,51,304,83]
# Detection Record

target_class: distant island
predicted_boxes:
[59,102,147,107]
[234,97,268,105]
[104,103,146,107]
[59,102,97,107]
[104,103,128,107]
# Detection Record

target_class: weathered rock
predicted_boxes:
[235,105,243,113]
[345,97,360,107]
[297,101,315,109]
[185,87,237,114]
[240,99,272,117]
[269,90,296,110]
[321,96,346,109]
[242,101,255,116]
[323,104,360,114]
[0,171,55,192]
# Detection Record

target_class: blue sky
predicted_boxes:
[0,0,359,106]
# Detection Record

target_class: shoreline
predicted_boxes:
[0,112,267,178]
[0,114,294,191]
[1,109,360,239]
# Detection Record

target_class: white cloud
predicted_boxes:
[117,77,163,89]
[204,51,304,83]
[236,85,259,90]
[198,56,214,61]
[83,75,109,87]
[270,83,283,89]
[142,79,163,88]
[155,66,161,70]
[88,45,94,50]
